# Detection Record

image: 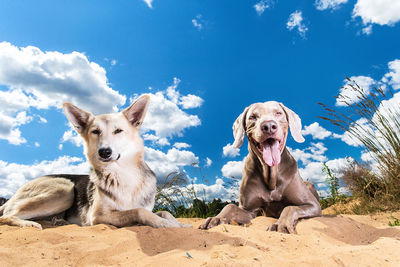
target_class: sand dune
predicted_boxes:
[1,213,400,266]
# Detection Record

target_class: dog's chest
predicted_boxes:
[102,167,155,211]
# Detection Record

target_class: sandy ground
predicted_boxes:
[1,213,400,266]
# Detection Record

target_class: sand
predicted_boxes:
[1,213,400,266]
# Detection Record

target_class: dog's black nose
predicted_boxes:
[98,147,112,159]
[261,120,278,134]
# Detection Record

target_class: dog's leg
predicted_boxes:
[93,208,185,228]
[0,177,75,230]
[155,211,191,228]
[199,204,255,230]
[267,204,321,234]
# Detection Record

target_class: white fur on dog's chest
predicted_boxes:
[103,166,155,211]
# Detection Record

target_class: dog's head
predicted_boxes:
[232,101,304,167]
[62,95,150,169]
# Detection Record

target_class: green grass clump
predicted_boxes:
[388,216,400,227]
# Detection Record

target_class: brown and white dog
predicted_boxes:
[0,95,187,229]
[200,101,321,233]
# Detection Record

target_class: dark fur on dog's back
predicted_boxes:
[45,174,92,224]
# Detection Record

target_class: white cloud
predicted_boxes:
[34,142,40,147]
[144,147,198,182]
[205,157,212,167]
[0,42,125,114]
[173,142,191,149]
[143,134,170,147]
[138,78,203,142]
[61,128,84,148]
[0,111,33,145]
[221,159,244,179]
[158,178,238,203]
[143,0,153,8]
[0,156,89,198]
[361,24,373,35]
[336,76,376,106]
[288,142,328,165]
[0,42,126,145]
[353,0,400,27]
[192,15,203,31]
[302,122,334,140]
[383,59,400,90]
[179,94,204,109]
[298,157,352,184]
[191,178,238,202]
[287,11,308,38]
[222,143,240,158]
[315,0,348,11]
[254,0,273,16]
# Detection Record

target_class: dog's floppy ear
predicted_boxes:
[279,103,305,143]
[63,103,94,134]
[232,106,250,148]
[123,94,150,128]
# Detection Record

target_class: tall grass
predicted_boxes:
[319,78,400,212]
[154,168,237,218]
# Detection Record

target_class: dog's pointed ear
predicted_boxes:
[123,95,150,128]
[232,106,250,148]
[63,103,94,134]
[279,103,305,143]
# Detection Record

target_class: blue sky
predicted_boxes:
[1,0,400,200]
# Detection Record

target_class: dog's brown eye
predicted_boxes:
[113,129,123,134]
[249,114,258,120]
[276,111,283,116]
[92,129,100,135]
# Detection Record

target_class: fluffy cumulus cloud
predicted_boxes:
[336,76,376,106]
[191,178,238,202]
[144,147,198,182]
[382,59,400,90]
[286,11,308,38]
[352,0,400,35]
[352,0,400,28]
[139,78,202,143]
[173,142,191,149]
[0,42,126,145]
[288,142,328,165]
[298,157,352,185]
[302,122,337,140]
[315,0,348,10]
[254,0,273,16]
[158,178,238,203]
[221,159,244,179]
[0,156,89,198]
[222,143,240,158]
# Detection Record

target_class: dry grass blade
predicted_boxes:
[321,78,400,213]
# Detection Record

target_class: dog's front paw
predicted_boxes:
[155,218,181,228]
[199,217,227,230]
[21,221,43,230]
[267,221,295,234]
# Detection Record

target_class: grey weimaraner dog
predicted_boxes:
[199,101,321,233]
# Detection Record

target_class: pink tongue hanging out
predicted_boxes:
[262,139,281,166]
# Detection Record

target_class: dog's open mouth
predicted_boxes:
[254,138,284,167]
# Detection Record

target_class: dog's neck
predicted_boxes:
[89,154,146,199]
[248,144,294,191]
